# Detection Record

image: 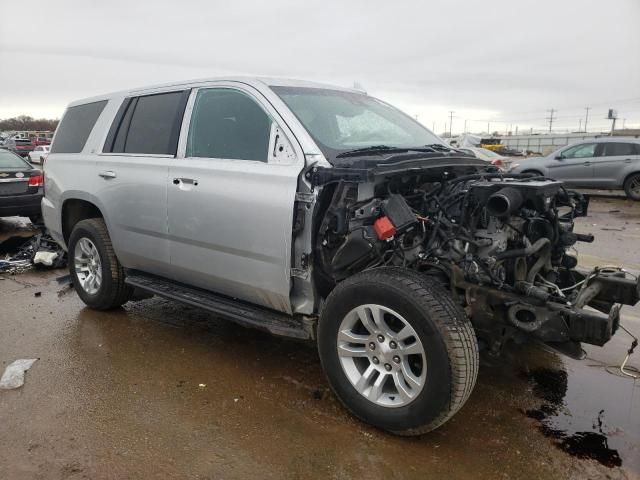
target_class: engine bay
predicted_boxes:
[312,163,640,355]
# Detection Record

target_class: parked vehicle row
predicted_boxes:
[509,138,640,199]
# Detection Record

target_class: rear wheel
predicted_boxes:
[68,218,132,310]
[522,169,543,177]
[624,173,640,201]
[318,267,478,435]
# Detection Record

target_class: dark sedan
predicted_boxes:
[0,150,43,222]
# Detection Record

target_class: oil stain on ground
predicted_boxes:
[520,366,631,469]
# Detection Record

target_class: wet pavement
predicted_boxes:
[1,197,639,480]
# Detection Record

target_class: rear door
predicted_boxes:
[592,142,638,187]
[547,143,597,186]
[97,90,189,276]
[167,85,304,313]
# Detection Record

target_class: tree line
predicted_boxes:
[0,115,59,132]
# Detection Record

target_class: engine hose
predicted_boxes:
[494,238,550,261]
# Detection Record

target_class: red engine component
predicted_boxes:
[374,216,396,240]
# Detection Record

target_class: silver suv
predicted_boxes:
[43,77,639,435]
[509,138,640,199]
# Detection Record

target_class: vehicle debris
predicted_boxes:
[0,231,66,273]
[0,358,38,390]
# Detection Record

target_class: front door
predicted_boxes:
[168,86,303,313]
[547,143,597,186]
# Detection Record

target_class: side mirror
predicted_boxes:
[554,155,563,160]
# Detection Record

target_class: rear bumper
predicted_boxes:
[0,191,43,217]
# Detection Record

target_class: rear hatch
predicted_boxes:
[0,152,42,196]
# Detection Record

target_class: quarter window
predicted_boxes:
[50,100,108,153]
[602,142,636,156]
[561,143,596,159]
[186,89,272,161]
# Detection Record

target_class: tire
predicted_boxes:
[317,267,478,435]
[623,173,640,201]
[68,218,132,310]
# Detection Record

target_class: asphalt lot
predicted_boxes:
[1,197,639,480]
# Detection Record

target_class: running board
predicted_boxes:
[125,271,312,340]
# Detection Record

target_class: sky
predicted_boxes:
[1,0,639,135]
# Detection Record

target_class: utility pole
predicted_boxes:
[487,121,490,134]
[622,118,626,129]
[515,125,518,135]
[546,109,556,133]
[448,111,455,137]
[578,119,582,132]
[463,119,467,134]
[584,107,590,132]
[432,121,436,132]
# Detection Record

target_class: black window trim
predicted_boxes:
[102,89,191,156]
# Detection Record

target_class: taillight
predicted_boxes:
[28,174,44,187]
[491,159,504,166]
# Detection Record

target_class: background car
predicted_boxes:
[28,145,50,164]
[509,138,640,200]
[3,137,35,157]
[0,150,44,222]
[457,146,512,169]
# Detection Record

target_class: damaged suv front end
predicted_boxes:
[307,155,639,358]
[274,86,639,359]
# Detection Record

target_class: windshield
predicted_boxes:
[0,151,29,169]
[272,86,443,159]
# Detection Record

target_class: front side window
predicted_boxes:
[186,88,272,161]
[561,143,596,159]
[272,86,442,160]
[602,142,636,156]
[50,100,107,153]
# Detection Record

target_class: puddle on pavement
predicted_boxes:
[520,362,639,470]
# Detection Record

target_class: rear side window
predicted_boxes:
[104,91,189,155]
[602,142,636,156]
[50,100,107,153]
[186,88,272,161]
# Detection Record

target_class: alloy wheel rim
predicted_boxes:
[337,304,427,408]
[74,238,102,295]
[631,177,640,195]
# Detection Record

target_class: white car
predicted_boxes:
[28,145,50,164]
[457,146,511,169]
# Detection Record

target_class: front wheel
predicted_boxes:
[68,218,132,310]
[624,173,640,201]
[317,267,479,435]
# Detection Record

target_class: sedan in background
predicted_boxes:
[28,145,50,164]
[509,138,640,200]
[457,146,512,169]
[0,150,44,222]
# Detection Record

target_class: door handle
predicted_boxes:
[583,161,590,166]
[173,178,198,186]
[98,170,117,179]
[625,158,632,163]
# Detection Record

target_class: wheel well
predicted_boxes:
[623,171,640,187]
[522,169,543,176]
[61,199,103,245]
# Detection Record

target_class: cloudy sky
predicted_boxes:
[1,0,639,134]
